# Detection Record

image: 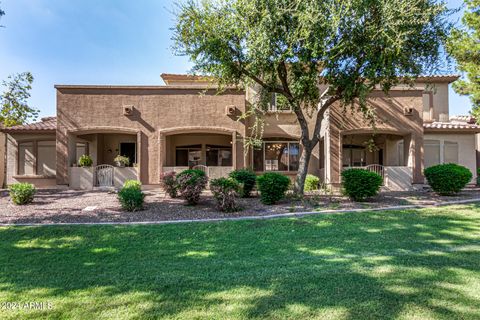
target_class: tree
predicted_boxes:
[0,72,39,127]
[0,2,4,27]
[447,0,480,121]
[173,0,452,193]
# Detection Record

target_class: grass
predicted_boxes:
[1,204,480,319]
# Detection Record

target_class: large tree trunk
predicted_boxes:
[294,143,313,194]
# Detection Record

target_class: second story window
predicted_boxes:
[268,94,292,112]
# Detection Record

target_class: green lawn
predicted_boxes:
[1,204,480,319]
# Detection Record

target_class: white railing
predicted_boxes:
[343,164,385,184]
[94,165,114,187]
[163,166,233,179]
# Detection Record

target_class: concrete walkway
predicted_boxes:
[1,197,480,227]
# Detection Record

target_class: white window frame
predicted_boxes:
[268,94,293,112]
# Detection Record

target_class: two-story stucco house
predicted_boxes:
[2,74,480,190]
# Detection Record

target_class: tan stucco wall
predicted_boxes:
[5,133,57,188]
[323,89,425,185]
[424,133,477,182]
[56,87,246,185]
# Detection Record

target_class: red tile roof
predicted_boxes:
[1,116,56,133]
[423,121,480,132]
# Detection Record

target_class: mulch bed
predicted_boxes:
[0,187,479,224]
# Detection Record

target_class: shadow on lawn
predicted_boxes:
[0,204,479,319]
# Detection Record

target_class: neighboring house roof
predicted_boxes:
[1,117,56,133]
[423,119,480,132]
[450,115,476,124]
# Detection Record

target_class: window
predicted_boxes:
[206,145,232,166]
[18,140,56,176]
[18,142,35,175]
[424,140,440,168]
[37,141,56,176]
[268,94,292,112]
[444,141,459,164]
[253,141,300,172]
[176,145,201,166]
[342,146,366,167]
[76,142,89,163]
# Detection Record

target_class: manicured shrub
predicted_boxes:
[304,174,320,192]
[9,183,36,205]
[177,169,208,205]
[229,169,256,197]
[78,154,93,167]
[210,177,242,212]
[424,163,472,195]
[123,179,141,190]
[256,172,290,205]
[341,169,382,201]
[160,171,178,198]
[118,180,145,211]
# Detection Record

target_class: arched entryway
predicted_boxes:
[159,127,240,180]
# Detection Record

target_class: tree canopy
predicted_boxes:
[173,0,452,192]
[0,72,39,127]
[447,0,480,121]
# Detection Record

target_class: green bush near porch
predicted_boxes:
[118,180,145,211]
[210,177,242,212]
[177,169,208,205]
[304,174,320,192]
[424,163,472,195]
[8,183,36,205]
[342,168,382,201]
[229,169,257,197]
[257,172,290,205]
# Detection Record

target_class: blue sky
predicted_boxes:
[0,0,473,118]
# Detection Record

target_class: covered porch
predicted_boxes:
[67,131,140,189]
[323,132,419,191]
[161,131,236,180]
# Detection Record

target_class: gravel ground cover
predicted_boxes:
[0,187,479,224]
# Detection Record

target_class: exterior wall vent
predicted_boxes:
[404,107,413,116]
[123,105,134,116]
[225,105,236,116]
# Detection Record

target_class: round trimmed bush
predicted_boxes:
[9,183,36,205]
[341,169,382,201]
[304,174,320,192]
[210,177,241,212]
[118,180,145,211]
[257,172,290,205]
[424,163,472,195]
[160,171,178,198]
[177,169,208,205]
[229,169,256,197]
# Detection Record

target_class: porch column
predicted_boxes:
[404,133,424,184]
[232,131,237,170]
[56,129,75,186]
[326,126,342,186]
[158,132,166,176]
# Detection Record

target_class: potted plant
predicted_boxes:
[78,154,93,167]
[114,155,130,167]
